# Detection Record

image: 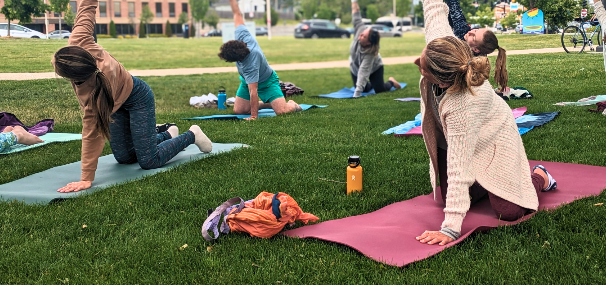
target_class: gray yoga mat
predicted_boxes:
[0,143,247,204]
[1,133,82,154]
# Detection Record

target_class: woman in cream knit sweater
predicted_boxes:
[414,0,558,246]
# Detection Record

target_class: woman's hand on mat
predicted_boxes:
[58,181,92,192]
[416,231,454,246]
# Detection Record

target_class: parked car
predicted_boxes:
[294,19,350,39]
[368,24,402,37]
[49,30,71,39]
[0,23,47,38]
[204,29,222,37]
[346,27,355,35]
[470,24,481,30]
[256,27,268,36]
[515,25,523,34]
[375,16,412,32]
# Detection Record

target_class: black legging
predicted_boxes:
[351,66,393,94]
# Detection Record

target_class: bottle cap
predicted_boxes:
[348,155,360,168]
[218,86,226,93]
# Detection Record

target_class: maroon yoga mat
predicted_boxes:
[282,160,606,267]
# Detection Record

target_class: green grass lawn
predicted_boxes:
[1,51,605,283]
[0,34,563,73]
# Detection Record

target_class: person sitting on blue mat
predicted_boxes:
[349,0,401,98]
[0,126,44,153]
[218,0,301,120]
[51,0,213,193]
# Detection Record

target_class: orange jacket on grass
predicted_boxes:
[226,192,319,238]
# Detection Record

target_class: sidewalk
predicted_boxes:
[0,47,564,81]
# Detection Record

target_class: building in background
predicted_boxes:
[0,0,191,35]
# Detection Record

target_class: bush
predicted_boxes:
[139,21,146,38]
[117,35,124,39]
[109,20,117,38]
[165,20,173,37]
[264,8,280,26]
[148,33,166,37]
[366,5,380,24]
[97,34,112,38]
[190,22,196,37]
[316,4,335,20]
[340,13,352,25]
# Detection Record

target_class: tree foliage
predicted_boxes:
[64,4,75,26]
[178,12,189,24]
[366,4,380,23]
[414,2,424,25]
[466,6,494,28]
[500,12,517,29]
[140,4,154,24]
[204,9,219,29]
[316,3,335,20]
[189,0,209,22]
[264,7,280,26]
[396,0,411,18]
[1,0,48,36]
[165,20,173,37]
[109,20,117,37]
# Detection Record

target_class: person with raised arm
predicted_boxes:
[349,0,401,98]
[218,0,301,120]
[51,0,213,193]
[444,0,508,93]
[414,0,557,246]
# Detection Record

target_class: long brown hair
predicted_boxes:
[425,36,491,95]
[476,30,508,92]
[53,46,114,139]
[363,28,380,56]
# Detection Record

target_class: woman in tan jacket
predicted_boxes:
[414,0,557,246]
[52,0,212,193]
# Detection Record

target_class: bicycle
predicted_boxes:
[561,13,602,53]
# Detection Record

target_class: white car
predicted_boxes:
[49,30,71,39]
[0,23,47,38]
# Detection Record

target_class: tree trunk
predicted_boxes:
[195,20,202,38]
[7,20,10,37]
[59,13,62,37]
[529,0,535,10]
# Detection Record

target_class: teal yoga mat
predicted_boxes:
[182,104,328,120]
[0,133,82,154]
[0,143,246,204]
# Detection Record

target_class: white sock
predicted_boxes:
[167,125,179,139]
[189,125,212,153]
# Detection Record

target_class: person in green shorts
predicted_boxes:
[218,0,301,120]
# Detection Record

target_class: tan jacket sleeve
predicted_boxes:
[80,107,106,181]
[68,0,104,58]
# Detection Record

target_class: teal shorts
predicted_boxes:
[236,71,284,103]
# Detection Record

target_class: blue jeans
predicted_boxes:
[109,76,194,169]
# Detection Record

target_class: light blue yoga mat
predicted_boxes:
[0,133,82,155]
[182,104,328,120]
[317,83,407,99]
[0,143,246,204]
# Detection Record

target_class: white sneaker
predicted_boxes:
[189,125,212,153]
[167,125,179,139]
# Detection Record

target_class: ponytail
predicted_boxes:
[90,70,114,139]
[494,47,508,93]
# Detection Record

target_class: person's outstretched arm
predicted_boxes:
[445,0,471,40]
[246,83,259,120]
[68,0,103,56]
[423,0,455,44]
[352,0,365,35]
[230,0,245,27]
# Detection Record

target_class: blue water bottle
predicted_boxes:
[218,86,226,110]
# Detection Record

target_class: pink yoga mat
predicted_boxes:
[283,160,606,267]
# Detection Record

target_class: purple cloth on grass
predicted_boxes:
[0,112,54,136]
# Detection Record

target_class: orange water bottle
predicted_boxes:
[347,156,363,194]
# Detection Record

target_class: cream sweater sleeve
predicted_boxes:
[594,1,606,30]
[439,100,480,233]
[423,0,455,44]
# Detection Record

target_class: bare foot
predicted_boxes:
[389,77,401,89]
[11,126,44,145]
[533,167,549,189]
[2,126,14,133]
